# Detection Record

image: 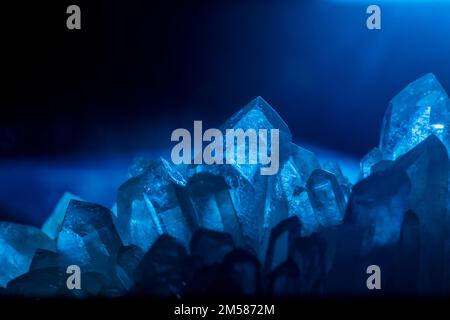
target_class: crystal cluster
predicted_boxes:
[1,73,450,297]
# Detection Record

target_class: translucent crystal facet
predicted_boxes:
[57,200,122,276]
[359,147,383,179]
[380,73,450,160]
[42,192,82,239]
[0,223,56,288]
[346,168,411,252]
[306,169,346,228]
[116,157,194,251]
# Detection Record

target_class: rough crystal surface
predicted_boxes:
[42,192,82,239]
[0,223,56,288]
[57,200,122,277]
[380,73,450,160]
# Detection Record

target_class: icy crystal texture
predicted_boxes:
[380,73,450,160]
[0,223,56,288]
[2,73,450,297]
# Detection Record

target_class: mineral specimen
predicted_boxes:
[1,73,450,298]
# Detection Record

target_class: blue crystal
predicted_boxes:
[42,192,82,239]
[134,235,188,297]
[266,260,300,297]
[29,249,59,271]
[359,147,383,179]
[346,167,411,253]
[391,210,420,292]
[322,160,352,200]
[278,160,319,236]
[380,73,450,159]
[221,96,292,181]
[115,245,144,290]
[395,134,449,292]
[0,223,56,288]
[290,233,327,294]
[57,200,122,277]
[116,157,194,251]
[220,249,260,296]
[264,217,302,274]
[306,169,346,228]
[370,159,394,174]
[190,228,235,266]
[289,143,320,184]
[6,267,67,297]
[185,173,244,245]
[3,81,450,298]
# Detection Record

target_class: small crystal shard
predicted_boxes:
[306,169,346,228]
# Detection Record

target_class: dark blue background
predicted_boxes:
[2,0,450,225]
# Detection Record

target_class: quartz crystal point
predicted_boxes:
[116,157,195,251]
[57,200,122,278]
[220,96,292,181]
[0,222,56,288]
[322,160,352,200]
[380,73,450,160]
[42,192,83,239]
[306,169,346,228]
